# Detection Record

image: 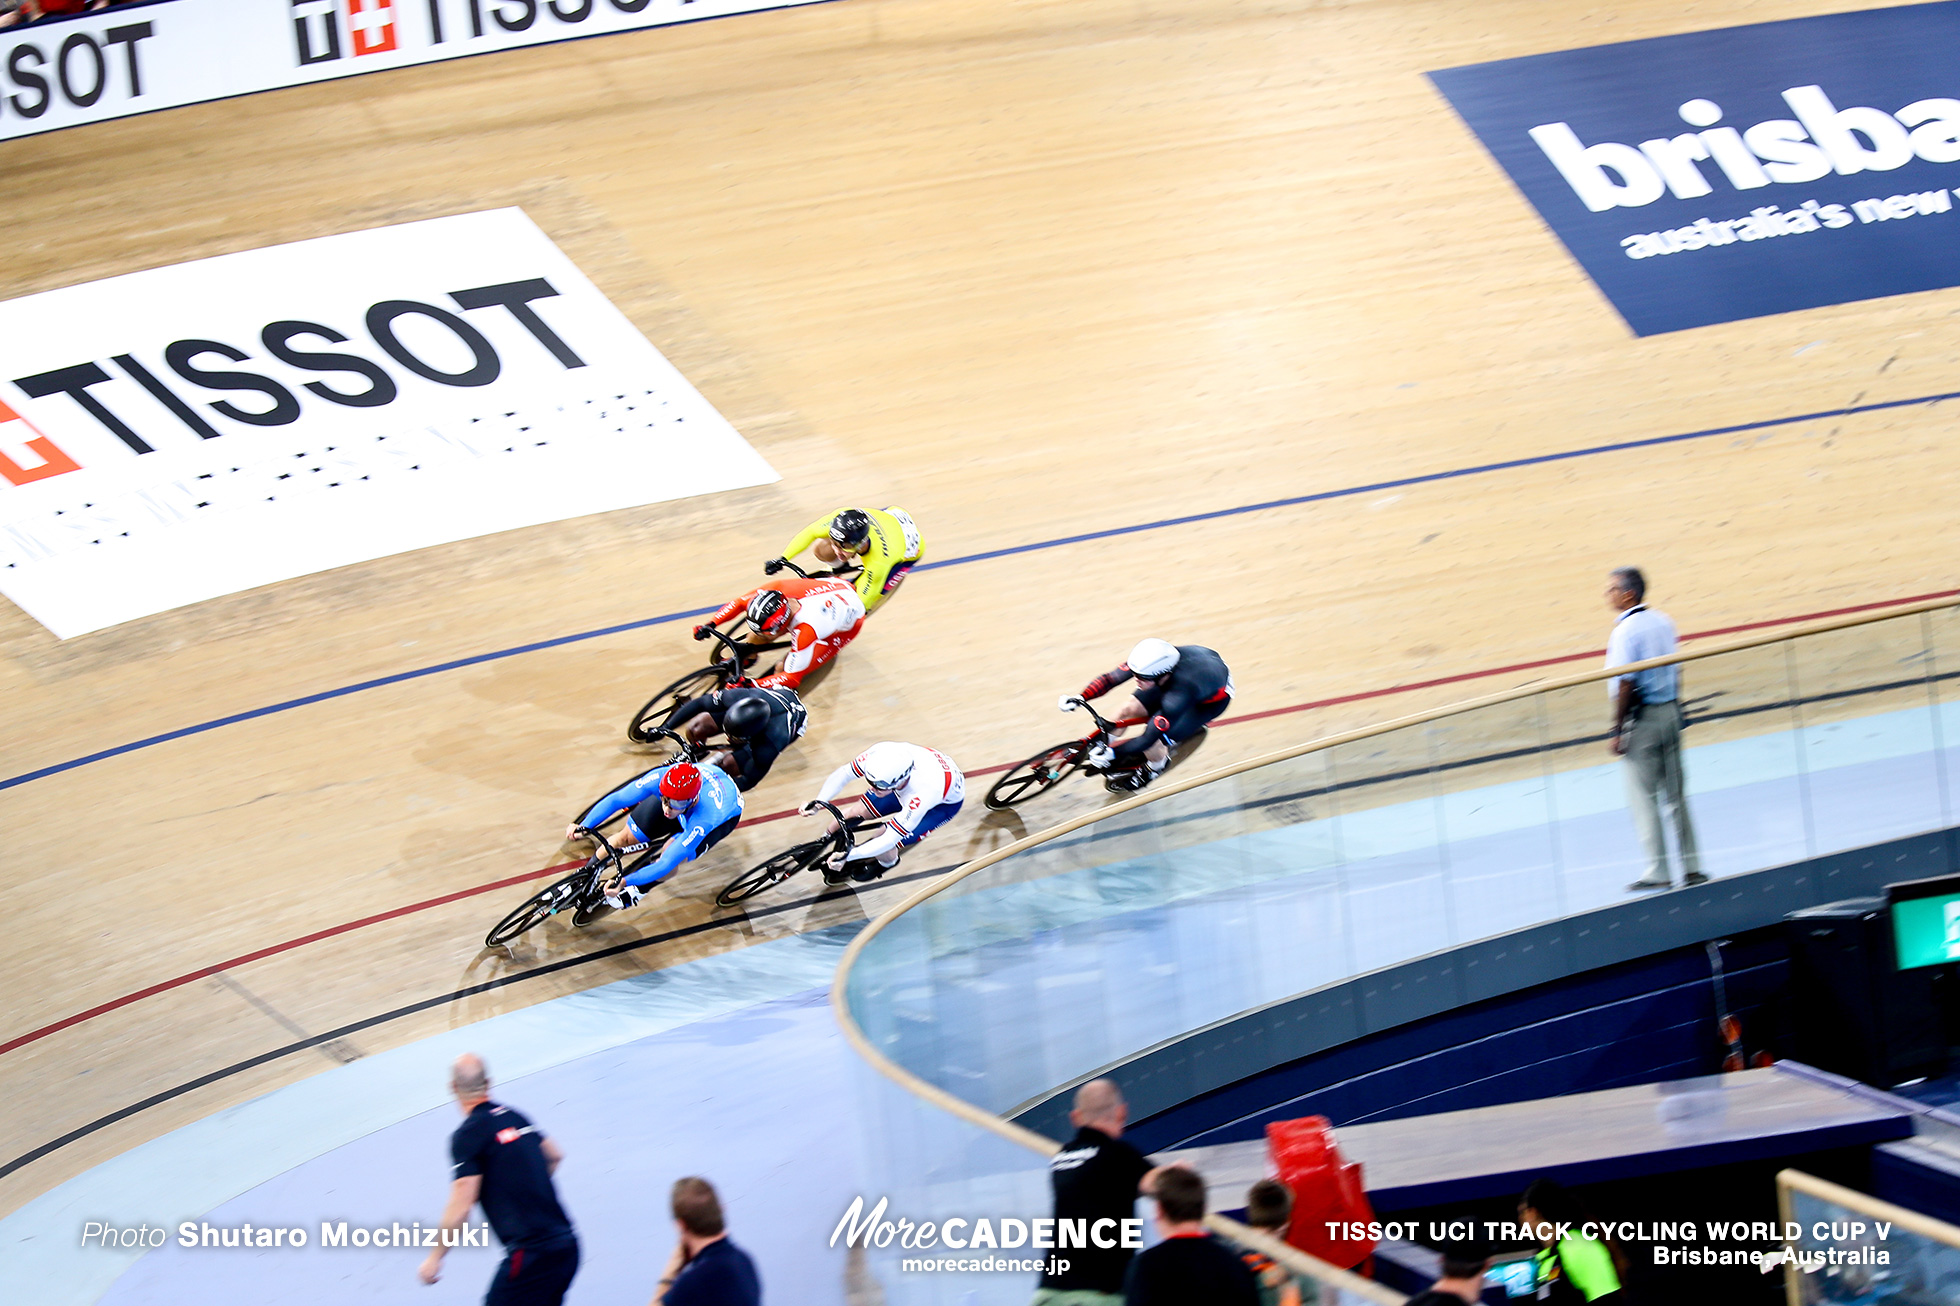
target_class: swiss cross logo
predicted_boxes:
[0,398,81,487]
[348,0,398,56]
[496,1127,521,1144]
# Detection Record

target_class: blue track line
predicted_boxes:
[5,384,1953,794]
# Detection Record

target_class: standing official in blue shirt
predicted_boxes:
[421,1053,580,1305]
[654,1177,761,1306]
[1604,568,1705,892]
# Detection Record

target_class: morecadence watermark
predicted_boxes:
[831,1196,1141,1273]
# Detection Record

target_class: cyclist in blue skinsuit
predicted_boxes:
[566,761,743,914]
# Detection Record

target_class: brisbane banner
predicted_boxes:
[1429,3,1960,334]
[0,209,777,637]
[0,0,828,142]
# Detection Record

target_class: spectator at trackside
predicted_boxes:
[1237,1179,1318,1306]
[1123,1165,1259,1305]
[1031,1078,1161,1305]
[1403,1238,1491,1305]
[1520,1178,1623,1303]
[654,1177,761,1306]
[419,1053,580,1305]
[1604,567,1705,891]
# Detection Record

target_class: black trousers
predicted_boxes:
[484,1237,579,1306]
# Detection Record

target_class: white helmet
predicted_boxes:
[1128,638,1180,678]
[856,742,915,791]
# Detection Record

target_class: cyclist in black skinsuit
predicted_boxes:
[663,685,809,791]
[1062,638,1234,792]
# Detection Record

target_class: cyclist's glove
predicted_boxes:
[763,557,788,575]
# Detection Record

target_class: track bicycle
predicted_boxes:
[623,560,859,744]
[983,697,1147,810]
[714,799,879,907]
[485,826,653,948]
[484,728,700,947]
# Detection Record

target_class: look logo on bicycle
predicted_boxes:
[803,741,965,884]
[1065,639,1234,792]
[569,761,744,913]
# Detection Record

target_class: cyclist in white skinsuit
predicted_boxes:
[802,741,965,883]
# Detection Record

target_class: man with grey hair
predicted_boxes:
[1032,1078,1165,1305]
[1604,567,1705,891]
[420,1053,579,1305]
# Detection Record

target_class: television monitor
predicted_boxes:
[1888,873,1960,970]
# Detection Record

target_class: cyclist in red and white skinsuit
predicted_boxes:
[804,741,965,883]
[694,575,867,691]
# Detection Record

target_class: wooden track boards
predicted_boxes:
[3,0,1958,1212]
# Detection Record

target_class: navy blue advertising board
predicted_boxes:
[1428,4,1960,335]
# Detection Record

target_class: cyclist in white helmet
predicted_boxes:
[803,741,965,883]
[1062,638,1234,791]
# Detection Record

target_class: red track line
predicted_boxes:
[6,586,1951,1060]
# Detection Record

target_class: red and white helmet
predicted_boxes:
[660,762,704,806]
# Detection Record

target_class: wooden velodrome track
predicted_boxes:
[3,0,1958,1217]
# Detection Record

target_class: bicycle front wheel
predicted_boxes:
[717,843,822,908]
[985,740,1086,810]
[627,666,729,744]
[486,869,590,947]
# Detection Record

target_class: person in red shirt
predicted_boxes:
[694,576,867,691]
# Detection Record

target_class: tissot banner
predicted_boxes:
[0,0,827,142]
[0,209,777,637]
[1428,3,1960,335]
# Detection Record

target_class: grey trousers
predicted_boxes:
[1623,703,1702,883]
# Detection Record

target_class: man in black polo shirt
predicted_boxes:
[1123,1165,1258,1306]
[419,1053,580,1305]
[655,1176,761,1305]
[1032,1078,1159,1306]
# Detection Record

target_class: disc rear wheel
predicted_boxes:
[627,666,729,744]
[985,740,1086,810]
[717,843,822,908]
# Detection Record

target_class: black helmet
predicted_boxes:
[723,696,770,737]
[829,509,872,552]
[746,589,793,635]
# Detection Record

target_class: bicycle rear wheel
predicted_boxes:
[985,739,1088,810]
[716,841,824,908]
[627,666,729,743]
[485,868,590,947]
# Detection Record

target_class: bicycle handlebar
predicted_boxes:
[802,799,861,853]
[767,558,863,582]
[634,725,703,762]
[585,826,621,867]
[699,625,754,678]
[1069,698,1125,736]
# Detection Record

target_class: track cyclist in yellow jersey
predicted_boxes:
[765,506,924,615]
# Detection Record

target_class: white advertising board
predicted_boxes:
[0,208,777,637]
[0,0,830,142]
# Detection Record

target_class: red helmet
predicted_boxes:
[660,762,703,805]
